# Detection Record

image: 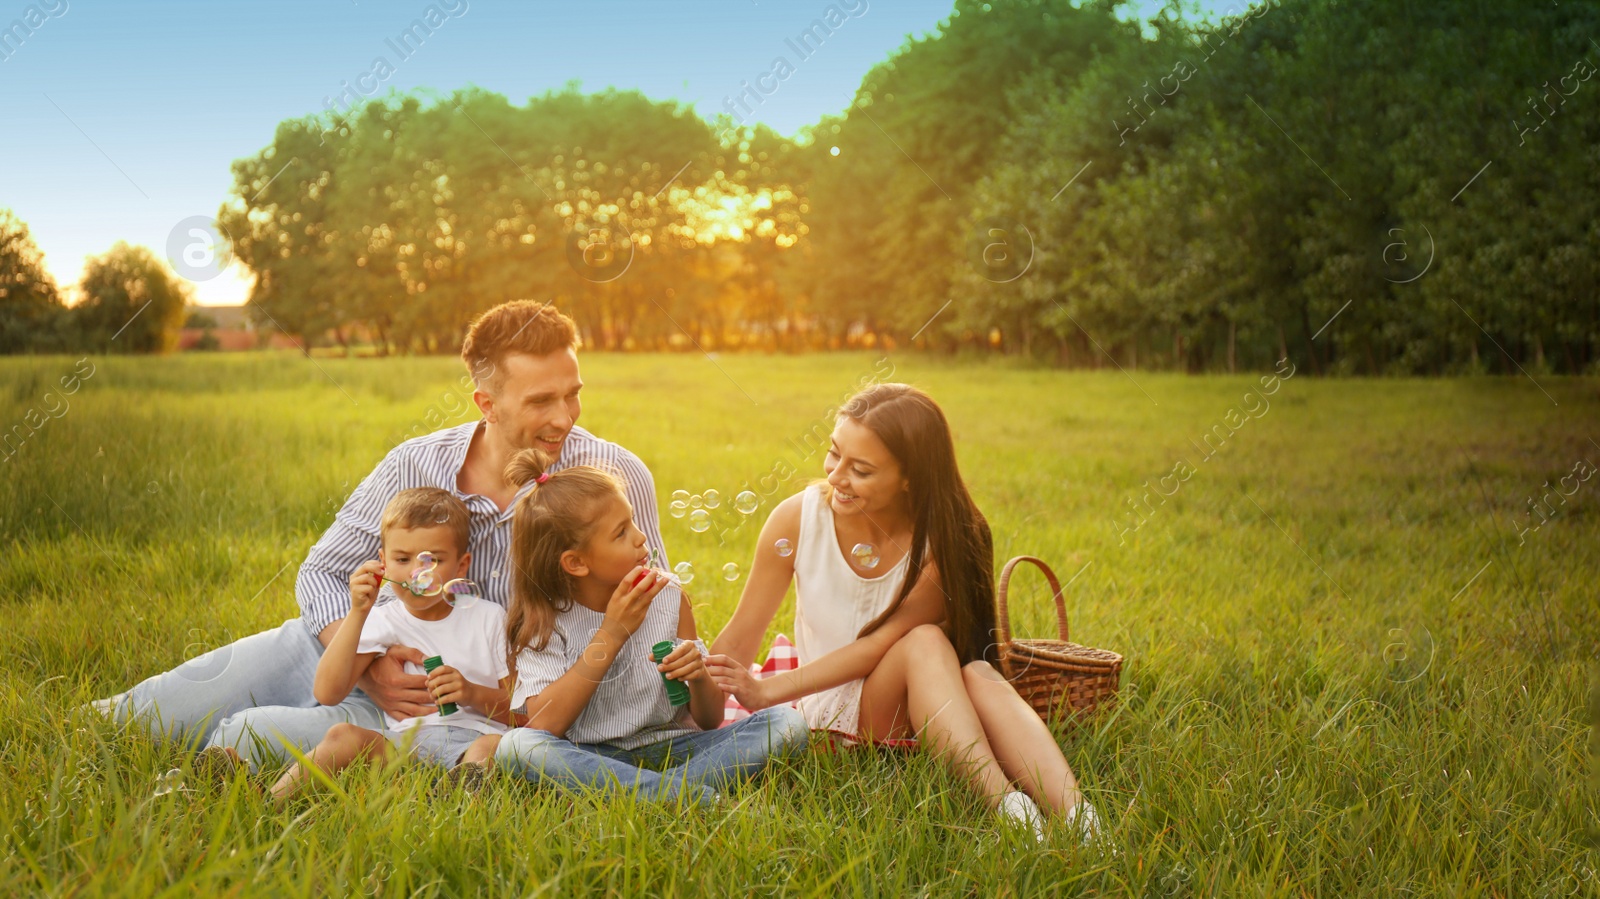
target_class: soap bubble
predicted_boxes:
[851,543,880,569]
[411,552,439,591]
[381,551,440,595]
[722,562,741,581]
[152,768,190,797]
[673,561,695,585]
[383,551,475,601]
[735,491,759,515]
[690,494,704,509]
[671,489,690,505]
[689,509,712,533]
[668,500,688,519]
[442,579,480,608]
[704,489,721,509]
[774,538,794,557]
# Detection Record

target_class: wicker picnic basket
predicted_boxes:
[995,555,1123,723]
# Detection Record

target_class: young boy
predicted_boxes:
[263,487,514,800]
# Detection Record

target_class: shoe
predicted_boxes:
[193,746,247,787]
[84,692,127,720]
[1063,799,1118,855]
[441,763,490,794]
[997,790,1046,842]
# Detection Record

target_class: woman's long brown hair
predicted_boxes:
[842,383,998,665]
[502,448,628,655]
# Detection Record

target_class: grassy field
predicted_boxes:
[1,351,1596,896]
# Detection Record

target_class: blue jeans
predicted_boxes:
[112,618,384,769]
[495,706,810,806]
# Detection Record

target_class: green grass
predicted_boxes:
[1,351,1596,896]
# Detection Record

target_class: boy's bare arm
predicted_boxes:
[314,559,385,706]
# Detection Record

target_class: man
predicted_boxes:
[100,301,671,768]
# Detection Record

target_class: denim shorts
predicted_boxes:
[385,725,491,770]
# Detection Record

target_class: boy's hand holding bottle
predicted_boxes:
[423,661,475,714]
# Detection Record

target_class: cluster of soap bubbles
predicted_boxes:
[669,485,891,584]
[669,487,764,520]
[383,551,480,606]
[665,485,770,583]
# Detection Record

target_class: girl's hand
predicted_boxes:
[655,640,707,684]
[600,567,666,641]
[705,653,773,711]
[425,664,473,708]
[348,559,385,613]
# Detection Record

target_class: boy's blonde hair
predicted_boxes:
[379,487,472,554]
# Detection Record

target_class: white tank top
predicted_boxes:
[791,482,914,736]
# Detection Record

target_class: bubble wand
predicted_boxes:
[382,551,480,606]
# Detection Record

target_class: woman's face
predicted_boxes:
[824,416,909,521]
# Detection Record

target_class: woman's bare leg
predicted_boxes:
[269,722,393,802]
[857,624,1014,806]
[961,660,1083,816]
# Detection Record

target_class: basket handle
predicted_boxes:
[995,555,1070,646]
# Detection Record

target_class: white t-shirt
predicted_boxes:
[355,595,510,736]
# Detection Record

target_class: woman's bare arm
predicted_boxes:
[758,561,944,705]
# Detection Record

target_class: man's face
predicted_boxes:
[479,349,583,456]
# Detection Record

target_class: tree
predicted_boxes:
[74,243,190,354]
[0,209,68,354]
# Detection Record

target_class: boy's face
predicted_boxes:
[563,492,650,588]
[381,524,471,616]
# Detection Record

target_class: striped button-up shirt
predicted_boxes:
[295,419,674,636]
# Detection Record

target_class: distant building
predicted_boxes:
[179,304,300,351]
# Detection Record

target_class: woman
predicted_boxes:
[707,383,1102,842]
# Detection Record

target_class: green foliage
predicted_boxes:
[0,209,68,354]
[0,352,1594,894]
[969,0,1600,372]
[6,0,1598,371]
[72,243,191,354]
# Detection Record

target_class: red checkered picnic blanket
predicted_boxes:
[719,634,916,751]
[721,633,800,725]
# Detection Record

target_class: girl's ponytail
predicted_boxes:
[502,448,630,657]
[505,447,555,488]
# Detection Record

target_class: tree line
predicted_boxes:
[4,0,1597,373]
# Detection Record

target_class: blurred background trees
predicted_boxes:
[5,0,1597,372]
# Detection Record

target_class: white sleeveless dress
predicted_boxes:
[792,482,914,738]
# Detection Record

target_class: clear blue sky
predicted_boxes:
[1,0,1215,305]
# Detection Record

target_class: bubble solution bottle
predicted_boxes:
[422,655,458,716]
[651,640,691,707]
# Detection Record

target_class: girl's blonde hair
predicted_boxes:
[502,447,629,654]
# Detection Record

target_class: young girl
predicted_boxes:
[485,448,808,805]
[706,383,1105,843]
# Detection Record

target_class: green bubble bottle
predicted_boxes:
[422,655,457,716]
[652,640,691,707]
